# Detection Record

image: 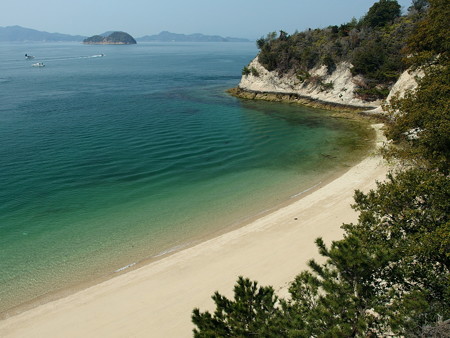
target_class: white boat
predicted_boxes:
[25,54,35,59]
[32,62,45,67]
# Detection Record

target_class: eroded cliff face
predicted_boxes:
[385,68,423,102]
[236,57,421,112]
[364,68,424,114]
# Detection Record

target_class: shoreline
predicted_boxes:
[0,132,369,320]
[228,87,380,113]
[0,125,388,337]
[0,104,375,319]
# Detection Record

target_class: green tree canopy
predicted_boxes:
[404,0,449,67]
[192,277,283,337]
[362,0,402,28]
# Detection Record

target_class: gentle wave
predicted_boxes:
[153,243,191,258]
[290,182,323,198]
[114,263,136,273]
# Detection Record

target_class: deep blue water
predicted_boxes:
[0,42,372,314]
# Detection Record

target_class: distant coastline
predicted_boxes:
[0,26,251,43]
[0,25,86,42]
[138,31,250,42]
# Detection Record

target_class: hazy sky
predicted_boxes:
[2,0,414,39]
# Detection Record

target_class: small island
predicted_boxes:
[83,31,137,45]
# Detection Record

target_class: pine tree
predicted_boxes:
[192,277,285,337]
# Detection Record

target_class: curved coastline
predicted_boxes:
[0,125,388,337]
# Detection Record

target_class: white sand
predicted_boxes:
[0,126,388,338]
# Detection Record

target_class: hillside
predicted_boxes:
[83,31,137,45]
[0,26,86,42]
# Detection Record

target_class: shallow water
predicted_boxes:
[0,42,373,314]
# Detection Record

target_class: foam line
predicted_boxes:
[114,262,136,273]
[290,181,322,198]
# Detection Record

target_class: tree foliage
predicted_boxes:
[385,0,450,173]
[385,65,450,172]
[192,277,284,337]
[362,0,401,28]
[409,0,429,14]
[404,0,449,67]
[344,169,450,333]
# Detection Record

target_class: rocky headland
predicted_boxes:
[230,57,421,114]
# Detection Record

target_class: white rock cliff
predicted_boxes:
[237,57,421,112]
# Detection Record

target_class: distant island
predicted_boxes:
[83,31,137,45]
[0,26,86,42]
[137,31,250,43]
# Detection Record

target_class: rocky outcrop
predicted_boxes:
[363,68,423,114]
[234,57,421,113]
[385,68,423,104]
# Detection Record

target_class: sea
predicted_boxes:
[0,42,373,315]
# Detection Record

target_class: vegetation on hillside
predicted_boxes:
[385,0,450,173]
[254,0,427,101]
[193,0,449,336]
[83,31,136,44]
[83,35,105,43]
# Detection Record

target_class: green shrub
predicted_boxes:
[322,54,336,74]
[242,66,251,76]
[296,70,311,83]
[320,81,334,91]
[250,67,260,77]
[355,86,390,100]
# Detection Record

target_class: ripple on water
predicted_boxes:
[0,42,374,315]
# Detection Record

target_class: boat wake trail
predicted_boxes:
[40,54,105,62]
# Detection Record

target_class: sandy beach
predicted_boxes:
[0,126,388,338]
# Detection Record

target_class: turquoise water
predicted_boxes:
[0,42,372,314]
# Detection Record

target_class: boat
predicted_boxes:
[32,62,45,67]
[25,54,35,60]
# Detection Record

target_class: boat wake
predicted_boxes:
[38,54,105,62]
